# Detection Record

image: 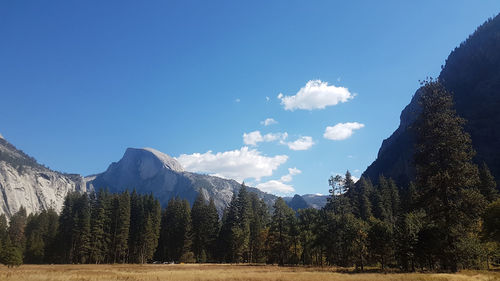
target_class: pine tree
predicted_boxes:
[326,174,352,215]
[297,208,320,265]
[138,194,161,264]
[483,199,500,243]
[191,193,208,262]
[8,206,27,248]
[128,190,144,263]
[478,162,499,202]
[235,184,252,262]
[109,191,130,263]
[88,190,110,264]
[3,236,22,267]
[24,209,57,264]
[0,214,8,264]
[248,193,269,263]
[368,218,394,270]
[74,194,92,263]
[217,193,237,262]
[268,197,296,266]
[205,198,220,262]
[395,210,425,272]
[355,177,373,220]
[414,79,485,271]
[157,197,192,262]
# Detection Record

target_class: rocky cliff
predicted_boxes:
[363,14,500,187]
[87,147,277,214]
[0,137,91,218]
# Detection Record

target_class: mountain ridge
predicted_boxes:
[363,14,500,187]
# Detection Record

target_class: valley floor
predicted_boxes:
[0,264,499,281]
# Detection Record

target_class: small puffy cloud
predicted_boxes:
[323,122,365,141]
[256,180,295,194]
[284,136,314,151]
[235,98,241,103]
[280,167,302,182]
[261,118,278,126]
[243,130,287,146]
[176,147,288,182]
[266,96,270,102]
[278,80,354,111]
[243,131,263,146]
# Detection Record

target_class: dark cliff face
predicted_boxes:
[363,14,500,187]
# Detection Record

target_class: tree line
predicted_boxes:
[0,80,499,271]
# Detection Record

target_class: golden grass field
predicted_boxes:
[0,264,499,281]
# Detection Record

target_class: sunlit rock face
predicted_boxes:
[87,147,277,215]
[0,138,91,218]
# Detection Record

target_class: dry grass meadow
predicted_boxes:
[0,264,499,281]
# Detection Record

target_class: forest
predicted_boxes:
[0,81,499,272]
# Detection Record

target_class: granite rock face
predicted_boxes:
[0,138,91,218]
[87,147,276,215]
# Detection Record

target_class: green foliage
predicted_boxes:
[414,80,486,271]
[483,199,500,243]
[156,197,192,262]
[267,197,297,265]
[368,218,394,270]
[3,237,23,267]
[479,163,499,202]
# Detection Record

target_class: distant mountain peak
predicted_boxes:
[124,147,184,173]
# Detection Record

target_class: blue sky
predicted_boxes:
[1,1,500,196]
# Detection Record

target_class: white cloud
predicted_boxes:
[323,122,365,140]
[280,167,302,182]
[176,147,288,182]
[352,175,360,183]
[277,80,354,111]
[243,130,287,146]
[256,180,295,194]
[235,98,241,103]
[284,136,314,151]
[243,131,263,146]
[266,96,270,102]
[261,118,278,126]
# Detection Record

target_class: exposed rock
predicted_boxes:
[87,147,276,215]
[0,138,91,218]
[284,193,328,209]
[285,194,309,211]
[363,14,500,188]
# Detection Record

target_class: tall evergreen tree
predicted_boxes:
[368,218,394,270]
[267,197,296,266]
[89,189,110,264]
[354,177,373,220]
[205,198,220,261]
[414,79,486,271]
[157,197,192,262]
[191,193,209,262]
[478,162,499,202]
[109,191,130,263]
